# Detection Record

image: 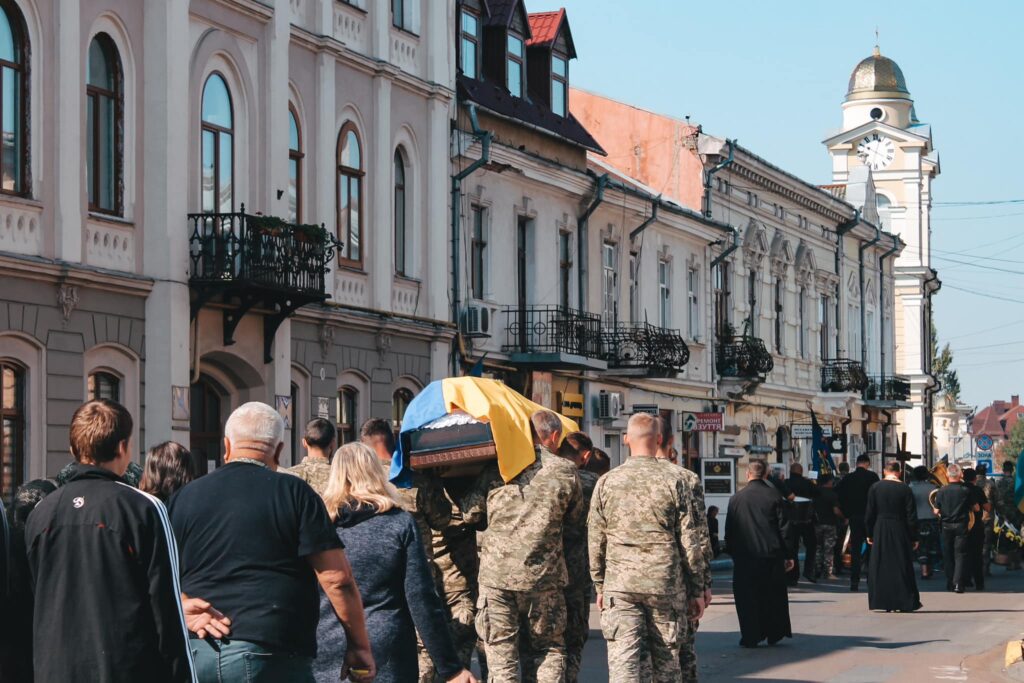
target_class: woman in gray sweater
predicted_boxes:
[314,443,475,683]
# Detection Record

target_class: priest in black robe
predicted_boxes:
[865,461,922,612]
[726,459,794,647]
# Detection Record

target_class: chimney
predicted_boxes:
[1013,395,1020,407]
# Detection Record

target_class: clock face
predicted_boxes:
[856,133,896,171]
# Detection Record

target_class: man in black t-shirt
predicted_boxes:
[785,463,819,584]
[962,468,991,591]
[932,464,978,593]
[170,402,375,683]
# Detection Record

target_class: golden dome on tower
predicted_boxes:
[845,46,910,101]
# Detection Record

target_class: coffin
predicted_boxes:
[402,411,497,471]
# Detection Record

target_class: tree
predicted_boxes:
[930,321,961,404]
[997,419,1024,466]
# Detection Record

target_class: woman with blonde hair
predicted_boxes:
[314,442,475,683]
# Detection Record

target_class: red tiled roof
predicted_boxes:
[819,183,847,199]
[527,9,564,48]
[971,397,1024,440]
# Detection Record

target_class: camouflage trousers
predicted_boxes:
[602,592,681,683]
[418,565,453,682]
[563,587,592,683]
[639,610,696,682]
[476,586,566,683]
[815,524,838,578]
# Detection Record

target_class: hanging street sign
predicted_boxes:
[681,412,724,432]
[791,423,833,439]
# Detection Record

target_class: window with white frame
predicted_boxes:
[798,286,807,359]
[773,277,784,353]
[658,258,671,328]
[551,54,568,117]
[628,252,639,323]
[470,205,487,300]
[392,0,415,32]
[507,34,524,97]
[848,303,861,361]
[818,294,831,359]
[459,9,479,78]
[866,309,877,372]
[602,242,617,324]
[687,265,699,340]
[714,262,731,338]
[558,231,572,310]
[747,270,759,336]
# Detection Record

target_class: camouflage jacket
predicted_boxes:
[432,503,480,594]
[285,456,332,497]
[588,455,704,598]
[461,448,584,592]
[658,459,713,592]
[564,469,600,591]
[992,476,1023,527]
[382,460,452,559]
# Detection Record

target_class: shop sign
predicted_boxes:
[791,423,833,439]
[560,392,584,419]
[632,404,660,415]
[681,411,724,432]
[720,446,747,457]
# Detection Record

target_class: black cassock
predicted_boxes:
[725,479,792,647]
[865,479,922,612]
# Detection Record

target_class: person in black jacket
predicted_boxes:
[25,400,197,683]
[726,459,794,648]
[932,464,978,593]
[835,454,880,591]
[785,463,819,584]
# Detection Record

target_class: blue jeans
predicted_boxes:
[191,638,314,683]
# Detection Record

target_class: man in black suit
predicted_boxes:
[835,454,880,591]
[726,459,794,648]
[785,463,818,585]
[932,463,978,593]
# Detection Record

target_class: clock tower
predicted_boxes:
[824,46,941,462]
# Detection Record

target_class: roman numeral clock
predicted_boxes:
[856,133,895,171]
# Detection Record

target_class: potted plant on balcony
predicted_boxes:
[248,214,287,238]
[293,222,330,245]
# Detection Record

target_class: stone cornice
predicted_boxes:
[0,252,155,296]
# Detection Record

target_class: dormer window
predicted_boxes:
[460,10,479,78]
[507,34,524,97]
[551,54,568,116]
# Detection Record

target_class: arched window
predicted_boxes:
[88,370,120,401]
[201,74,233,213]
[337,385,358,445]
[1,360,25,501]
[392,387,413,431]
[337,125,363,265]
[0,1,27,195]
[86,34,122,215]
[394,149,407,275]
[288,106,302,222]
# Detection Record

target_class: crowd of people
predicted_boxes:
[0,399,718,683]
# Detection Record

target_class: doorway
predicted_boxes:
[190,377,224,475]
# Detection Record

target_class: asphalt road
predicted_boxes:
[574,564,1024,682]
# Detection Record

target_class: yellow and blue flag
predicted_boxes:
[811,411,837,478]
[1015,450,1024,514]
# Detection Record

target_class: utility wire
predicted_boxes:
[943,283,1024,305]
[934,199,1024,207]
[932,255,1024,276]
[942,318,1024,341]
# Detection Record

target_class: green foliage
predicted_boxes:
[248,214,330,244]
[998,419,1024,463]
[931,324,961,404]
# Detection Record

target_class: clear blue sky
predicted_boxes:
[553,0,1024,409]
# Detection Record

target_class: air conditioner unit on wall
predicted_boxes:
[460,304,491,338]
[598,391,622,420]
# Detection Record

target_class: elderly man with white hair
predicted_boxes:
[169,402,375,683]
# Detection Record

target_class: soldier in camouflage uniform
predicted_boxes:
[459,410,583,683]
[652,416,711,682]
[992,460,1022,569]
[553,432,608,683]
[284,418,336,496]
[362,417,452,682]
[590,413,708,683]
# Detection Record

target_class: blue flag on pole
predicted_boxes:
[1015,450,1024,514]
[811,411,837,478]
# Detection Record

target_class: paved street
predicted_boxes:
[575,566,1024,682]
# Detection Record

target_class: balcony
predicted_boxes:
[603,322,690,377]
[821,359,869,393]
[188,207,338,362]
[501,305,607,370]
[716,335,774,378]
[863,374,912,405]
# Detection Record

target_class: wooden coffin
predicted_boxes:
[402,415,497,471]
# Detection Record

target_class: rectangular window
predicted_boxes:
[714,262,730,338]
[658,259,671,328]
[470,205,486,300]
[602,242,617,324]
[774,278,784,354]
[559,231,572,310]
[551,55,568,116]
[507,34,524,97]
[866,309,877,372]
[629,252,639,324]
[687,266,699,340]
[848,303,861,361]
[460,10,479,78]
[818,295,831,359]
[392,0,406,29]
[798,287,807,359]
[747,270,759,336]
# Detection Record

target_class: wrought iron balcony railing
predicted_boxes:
[863,374,912,403]
[716,335,774,378]
[603,322,690,373]
[502,305,603,358]
[821,359,869,393]
[188,207,335,297]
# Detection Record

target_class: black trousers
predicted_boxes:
[785,522,817,581]
[966,528,985,589]
[848,516,869,587]
[941,522,968,590]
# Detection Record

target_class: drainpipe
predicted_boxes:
[451,103,492,375]
[711,227,739,269]
[578,174,609,313]
[840,410,853,465]
[922,269,942,463]
[878,234,899,375]
[858,222,881,369]
[703,139,735,219]
[835,210,859,359]
[628,200,659,241]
